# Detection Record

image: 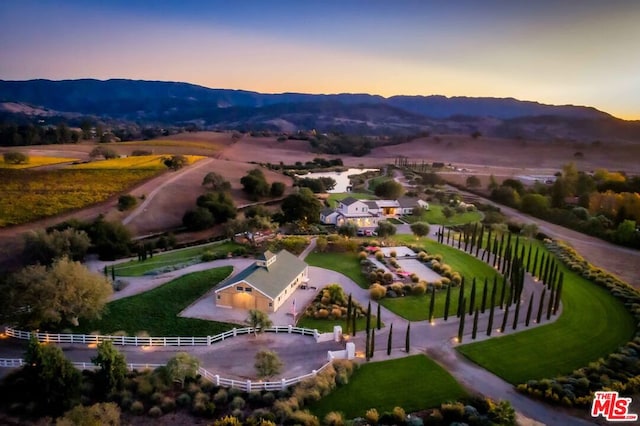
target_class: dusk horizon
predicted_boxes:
[1,1,639,120]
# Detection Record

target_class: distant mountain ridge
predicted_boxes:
[1,78,638,141]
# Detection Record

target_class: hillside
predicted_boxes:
[1,78,640,141]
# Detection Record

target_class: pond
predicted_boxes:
[297,168,378,193]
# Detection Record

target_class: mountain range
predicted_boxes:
[1,78,639,141]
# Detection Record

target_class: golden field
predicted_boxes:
[0,155,79,169]
[0,156,206,227]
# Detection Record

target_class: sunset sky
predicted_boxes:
[1,0,639,119]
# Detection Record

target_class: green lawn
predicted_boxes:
[297,316,381,333]
[305,251,369,287]
[113,241,242,277]
[326,192,377,208]
[405,204,482,225]
[310,355,468,418]
[76,267,235,336]
[457,259,636,384]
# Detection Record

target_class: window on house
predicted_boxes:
[236,286,243,291]
[269,302,273,307]
[217,295,220,299]
[245,287,252,292]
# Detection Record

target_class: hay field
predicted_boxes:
[0,155,79,169]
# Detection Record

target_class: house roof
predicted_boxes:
[258,250,276,262]
[215,250,307,300]
[375,200,400,208]
[340,197,359,206]
[321,207,336,216]
[398,197,419,208]
[364,201,379,209]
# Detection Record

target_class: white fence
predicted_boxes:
[4,325,322,347]
[0,358,334,392]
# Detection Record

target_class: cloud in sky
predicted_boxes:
[1,0,639,119]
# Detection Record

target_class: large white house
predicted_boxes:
[320,197,428,228]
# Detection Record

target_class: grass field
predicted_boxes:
[305,252,368,287]
[71,154,204,169]
[457,257,636,384]
[405,204,483,225]
[113,241,242,277]
[310,355,468,418]
[327,192,377,208]
[0,155,79,168]
[75,267,234,336]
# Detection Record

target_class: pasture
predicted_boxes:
[310,355,468,418]
[0,155,78,168]
[75,267,234,336]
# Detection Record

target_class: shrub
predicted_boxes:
[375,251,384,261]
[324,411,345,426]
[148,405,162,418]
[365,408,379,425]
[3,151,29,164]
[130,400,145,415]
[315,309,329,319]
[288,409,320,426]
[230,396,246,410]
[392,406,406,423]
[370,283,387,300]
[176,393,191,407]
[117,194,137,211]
[358,251,368,260]
[161,396,176,413]
[213,389,228,404]
[412,282,426,295]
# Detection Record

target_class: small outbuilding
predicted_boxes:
[214,250,308,312]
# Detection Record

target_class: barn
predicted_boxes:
[214,250,308,312]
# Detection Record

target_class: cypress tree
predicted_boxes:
[537,252,545,280]
[500,303,510,333]
[512,298,521,330]
[464,226,470,252]
[428,286,436,323]
[377,303,381,330]
[532,247,539,277]
[469,278,477,315]
[475,225,484,257]
[370,330,376,359]
[472,307,479,340]
[446,228,451,245]
[484,227,493,262]
[480,277,488,313]
[387,323,393,356]
[536,288,546,324]
[525,243,533,272]
[457,278,465,318]
[405,322,411,353]
[104,265,108,277]
[366,302,371,335]
[111,266,115,281]
[553,273,564,315]
[365,330,371,361]
[346,294,352,335]
[547,282,555,320]
[487,303,495,336]
[499,276,507,309]
[457,231,462,249]
[444,283,452,321]
[457,297,466,343]
[352,309,357,337]
[525,293,534,327]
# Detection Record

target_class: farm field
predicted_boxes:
[0,168,160,227]
[71,154,204,169]
[74,267,234,336]
[113,241,242,277]
[310,355,468,418]
[0,155,78,168]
